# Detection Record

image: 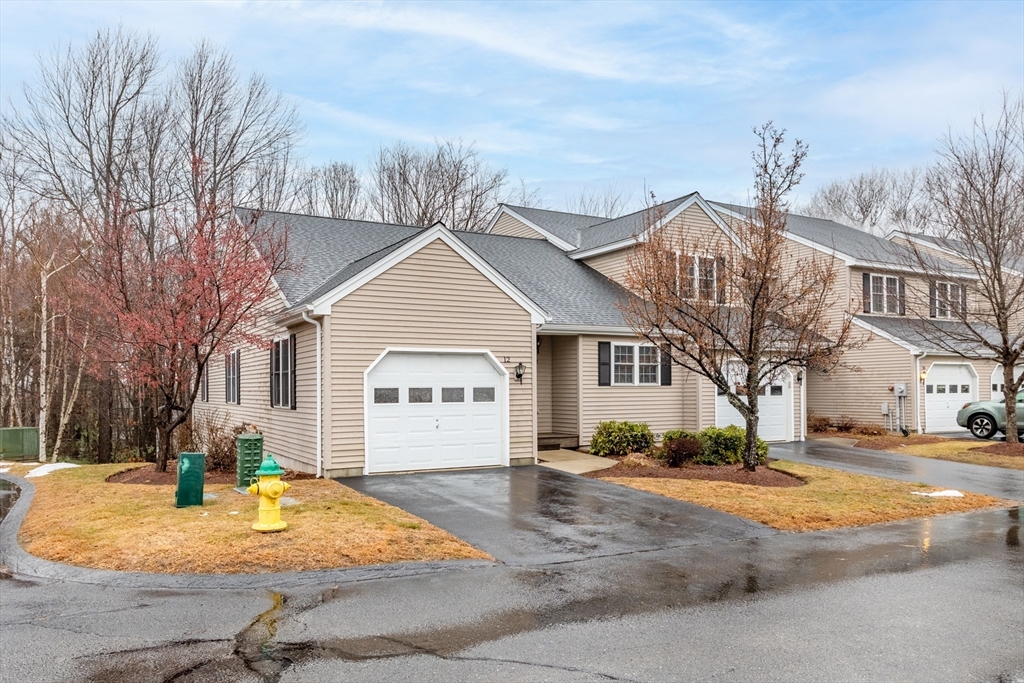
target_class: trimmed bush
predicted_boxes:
[834,415,859,433]
[663,428,698,444]
[854,423,887,436]
[694,425,768,466]
[589,421,655,457]
[664,436,701,467]
[807,412,831,433]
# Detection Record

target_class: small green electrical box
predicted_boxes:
[236,434,264,488]
[175,452,206,507]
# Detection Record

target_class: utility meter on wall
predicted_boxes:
[893,383,908,397]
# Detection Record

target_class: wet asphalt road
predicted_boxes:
[2,453,1023,682]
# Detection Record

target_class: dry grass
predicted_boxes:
[855,436,1024,471]
[8,464,490,573]
[605,460,1012,532]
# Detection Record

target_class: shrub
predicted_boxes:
[589,421,654,457]
[834,415,859,433]
[854,423,887,436]
[621,452,662,468]
[664,436,701,467]
[695,425,768,466]
[807,412,831,433]
[663,428,698,444]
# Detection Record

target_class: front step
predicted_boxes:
[538,434,579,451]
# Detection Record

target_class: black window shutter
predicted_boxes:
[862,273,871,313]
[598,342,611,386]
[290,333,297,410]
[960,285,967,316]
[929,283,937,318]
[716,256,727,303]
[898,278,906,316]
[270,344,278,407]
[660,344,672,386]
[225,353,231,403]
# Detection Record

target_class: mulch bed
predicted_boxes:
[106,461,316,485]
[584,461,805,488]
[977,442,1024,457]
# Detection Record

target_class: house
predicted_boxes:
[193,194,808,478]
[707,202,1006,433]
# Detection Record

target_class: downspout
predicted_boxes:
[302,310,323,478]
[915,351,928,434]
[800,369,807,441]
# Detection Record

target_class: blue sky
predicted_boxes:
[1,1,1021,210]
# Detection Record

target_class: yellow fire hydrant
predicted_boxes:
[246,455,291,532]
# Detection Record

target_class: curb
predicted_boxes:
[0,473,496,590]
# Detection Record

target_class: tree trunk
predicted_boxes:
[97,365,112,463]
[1004,364,1019,444]
[37,268,49,462]
[743,388,761,472]
[156,423,174,473]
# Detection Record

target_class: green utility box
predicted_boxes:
[175,452,206,507]
[236,434,264,488]
[0,427,40,461]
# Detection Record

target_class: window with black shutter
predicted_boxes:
[598,342,611,386]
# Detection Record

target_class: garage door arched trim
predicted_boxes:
[362,348,511,475]
[713,363,795,443]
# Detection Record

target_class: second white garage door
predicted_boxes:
[366,351,506,473]
[924,364,975,432]
[716,377,792,442]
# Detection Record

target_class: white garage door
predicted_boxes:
[924,364,975,432]
[366,351,505,473]
[991,365,1024,400]
[716,378,791,442]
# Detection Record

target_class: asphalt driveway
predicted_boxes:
[343,465,774,565]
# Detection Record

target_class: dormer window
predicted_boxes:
[862,273,905,315]
[931,281,965,319]
[677,254,724,302]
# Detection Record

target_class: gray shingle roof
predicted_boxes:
[457,232,632,327]
[901,232,1024,273]
[501,205,605,247]
[574,194,696,252]
[237,208,423,306]
[857,315,999,356]
[708,201,972,274]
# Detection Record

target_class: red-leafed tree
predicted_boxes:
[86,168,288,471]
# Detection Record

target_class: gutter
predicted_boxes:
[301,309,324,478]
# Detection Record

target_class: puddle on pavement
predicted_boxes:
[0,478,20,523]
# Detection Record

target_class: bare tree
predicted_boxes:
[564,183,633,218]
[901,97,1024,445]
[292,161,363,218]
[622,123,857,470]
[368,139,509,231]
[806,168,931,235]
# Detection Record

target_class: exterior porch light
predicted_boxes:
[919,370,928,382]
[796,369,804,384]
[514,361,526,383]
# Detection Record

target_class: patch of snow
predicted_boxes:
[911,489,964,497]
[203,492,218,501]
[0,467,9,473]
[25,463,80,478]
[229,511,239,515]
[279,496,300,507]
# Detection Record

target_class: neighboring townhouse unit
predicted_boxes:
[708,202,1007,434]
[193,194,808,477]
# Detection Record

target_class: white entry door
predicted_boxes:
[924,364,975,432]
[716,377,791,442]
[366,351,505,473]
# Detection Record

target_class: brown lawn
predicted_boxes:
[6,463,490,573]
[602,460,1011,531]
[854,435,1024,471]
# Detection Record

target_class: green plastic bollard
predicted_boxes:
[175,452,206,507]
[236,434,264,489]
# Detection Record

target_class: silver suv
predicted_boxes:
[956,392,1024,440]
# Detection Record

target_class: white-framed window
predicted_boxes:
[270,335,295,409]
[869,274,900,314]
[224,350,241,405]
[678,254,718,301]
[612,344,660,385]
[933,281,963,319]
[199,364,209,403]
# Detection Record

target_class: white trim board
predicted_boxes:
[486,205,579,252]
[569,193,741,261]
[308,224,550,324]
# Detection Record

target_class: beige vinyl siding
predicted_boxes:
[490,212,546,240]
[536,335,553,434]
[582,203,732,288]
[328,237,535,474]
[578,335,702,445]
[550,335,579,435]
[193,308,319,473]
[806,333,916,430]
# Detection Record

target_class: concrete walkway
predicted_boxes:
[536,448,616,474]
[771,440,1024,501]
